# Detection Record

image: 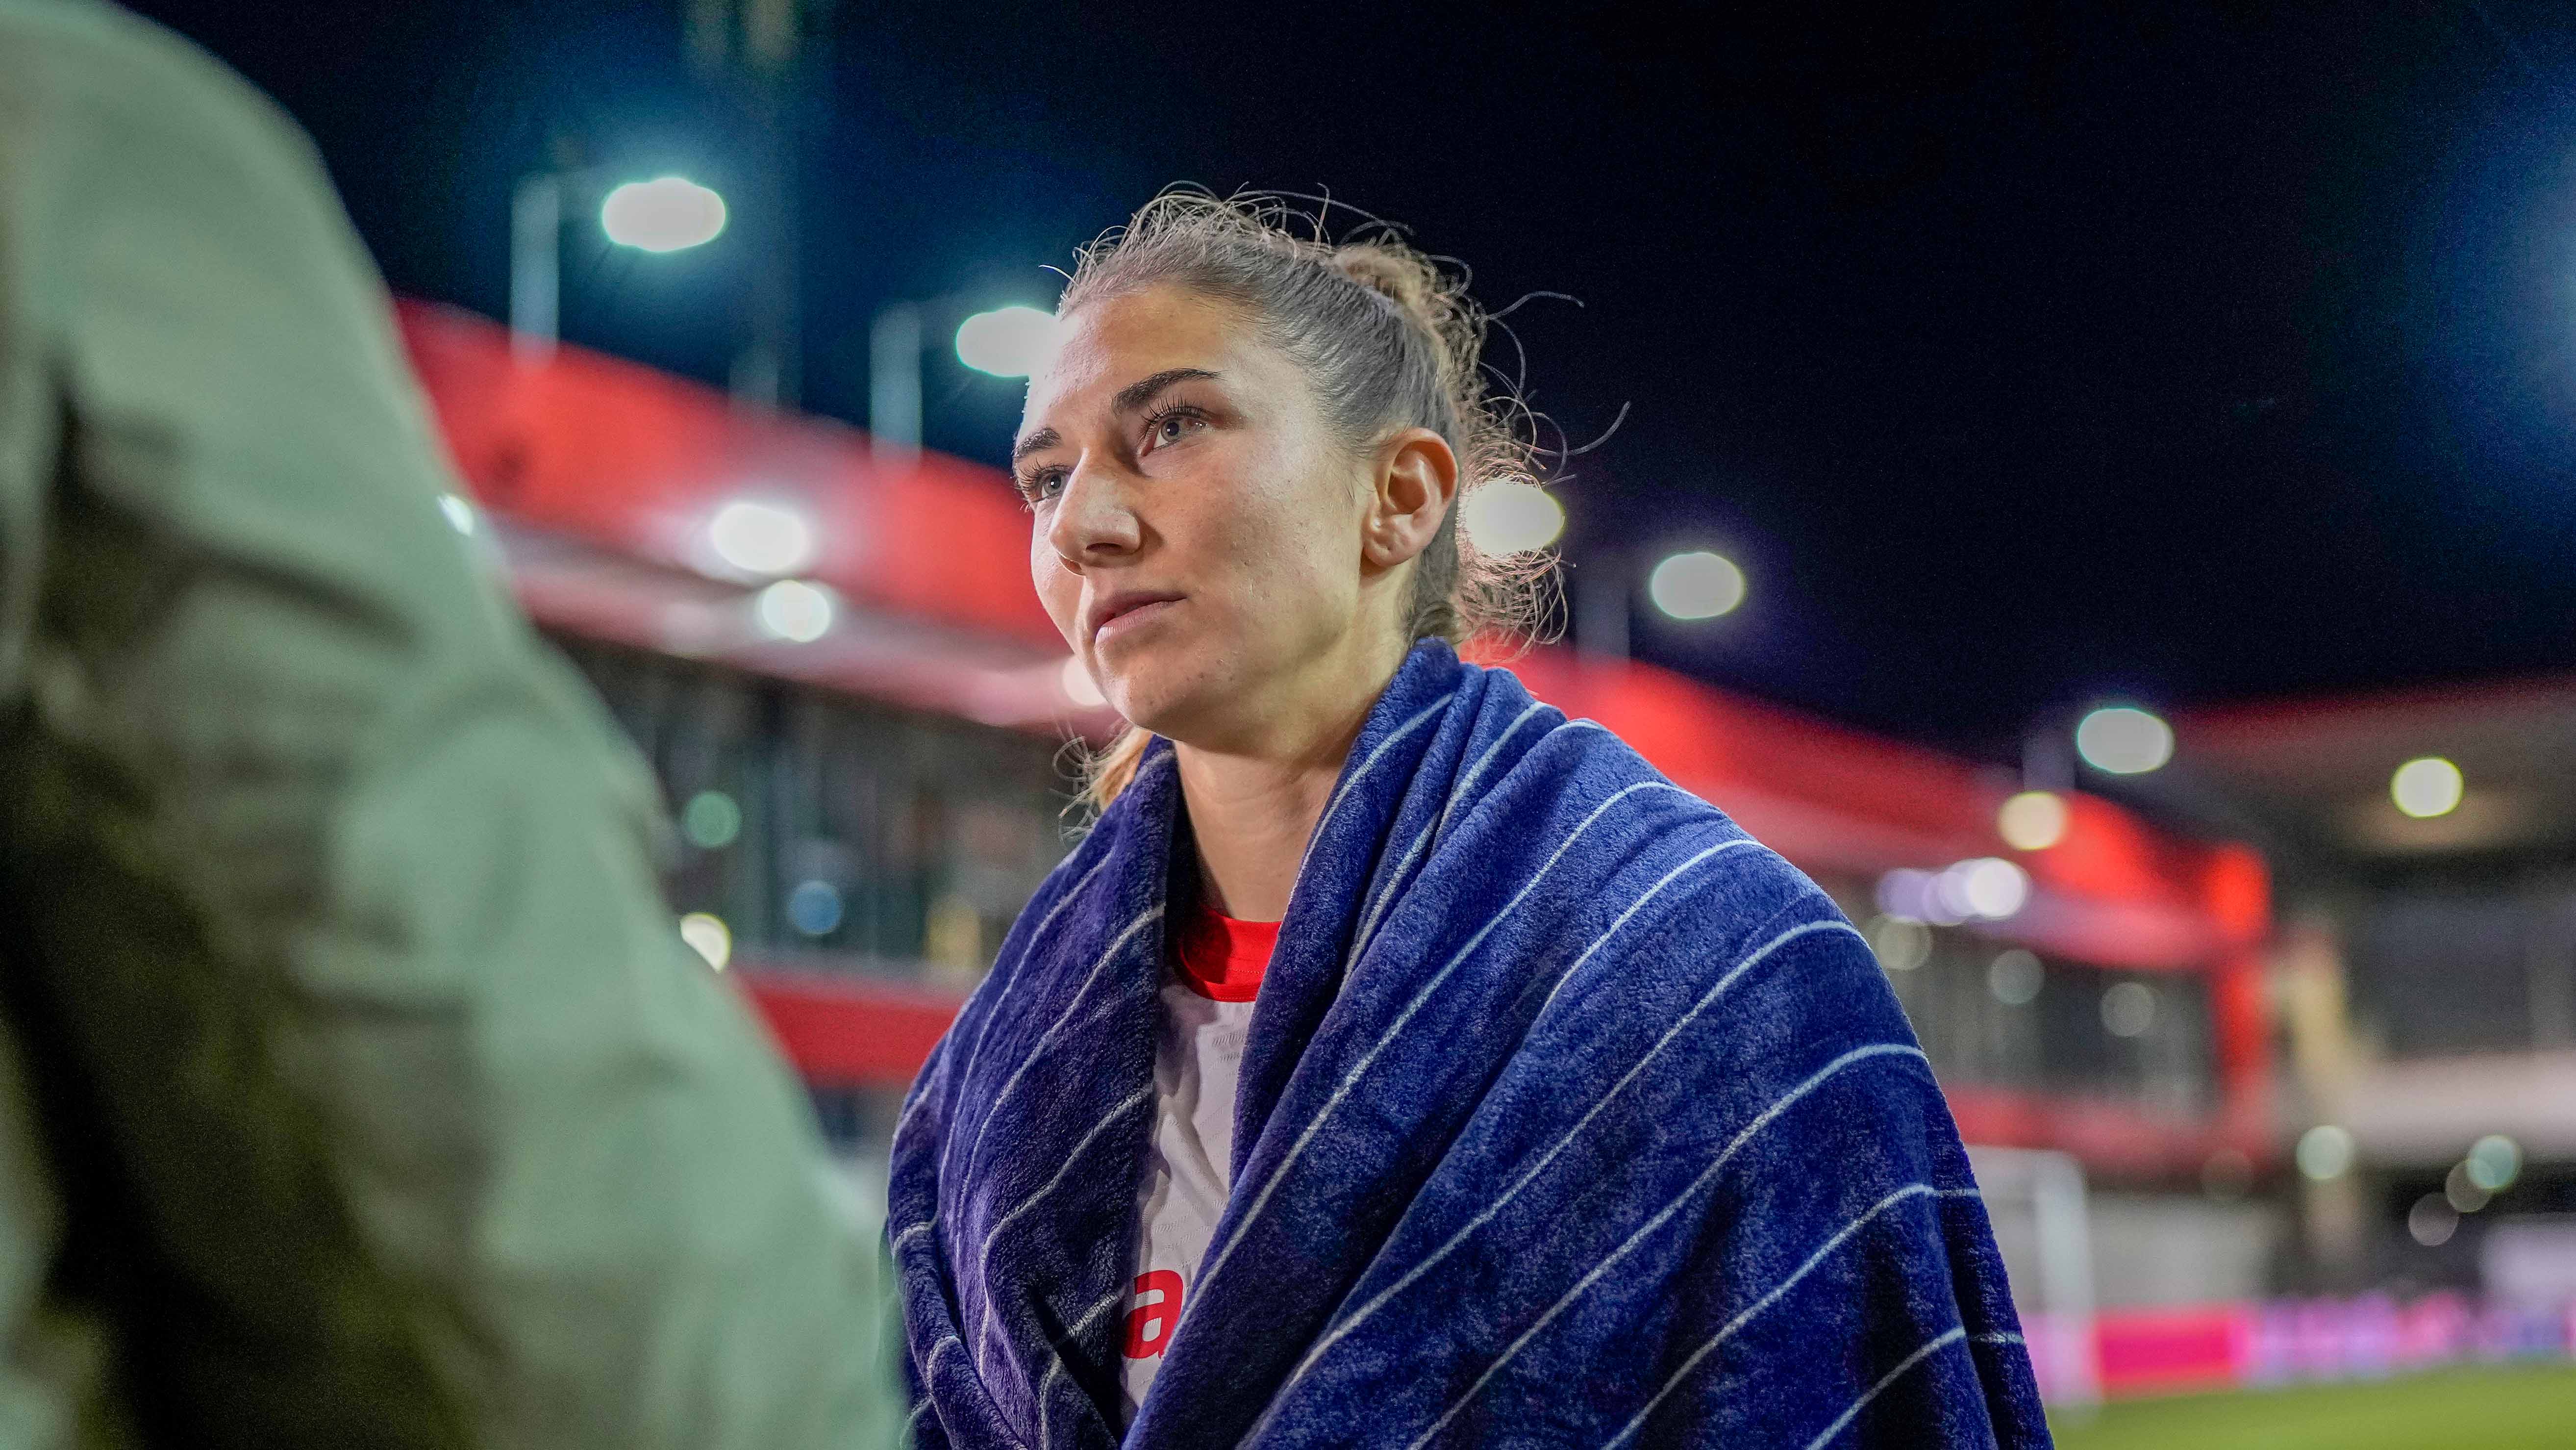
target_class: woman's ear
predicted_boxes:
[1362,428,1460,570]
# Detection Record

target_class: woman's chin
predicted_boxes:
[1107,672,1233,745]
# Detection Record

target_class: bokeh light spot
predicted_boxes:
[755,579,835,642]
[2076,706,2174,775]
[2391,756,2464,819]
[2297,1124,2355,1182]
[1988,948,2043,1006]
[681,789,741,849]
[1647,550,1746,620]
[1061,656,1105,708]
[1997,790,2069,851]
[2101,980,2157,1037]
[787,880,844,937]
[1459,482,1566,556]
[678,912,731,970]
[600,177,727,252]
[709,500,817,576]
[956,305,1062,378]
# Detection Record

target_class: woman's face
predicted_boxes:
[1015,285,1418,752]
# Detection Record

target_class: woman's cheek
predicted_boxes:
[1031,544,1081,647]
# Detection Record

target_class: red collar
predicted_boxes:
[1173,906,1279,1002]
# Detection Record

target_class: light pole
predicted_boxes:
[510,167,728,366]
[1573,545,1746,660]
[867,299,1059,466]
[869,302,925,466]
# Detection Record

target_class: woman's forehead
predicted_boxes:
[1025,289,1263,421]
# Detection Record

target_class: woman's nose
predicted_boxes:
[1045,462,1142,567]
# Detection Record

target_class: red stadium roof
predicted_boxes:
[398,300,2274,1170]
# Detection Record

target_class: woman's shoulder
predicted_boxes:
[1453,670,1898,1024]
[1462,667,1831,900]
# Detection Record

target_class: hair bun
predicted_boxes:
[1332,244,1446,337]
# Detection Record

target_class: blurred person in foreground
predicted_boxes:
[891,192,2050,1447]
[0,3,906,1446]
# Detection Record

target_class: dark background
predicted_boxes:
[124,0,2576,761]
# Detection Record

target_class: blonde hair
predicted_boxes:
[1061,191,1556,810]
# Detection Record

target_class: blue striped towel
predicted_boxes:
[889,639,2051,1448]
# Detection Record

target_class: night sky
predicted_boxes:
[125,1,2576,761]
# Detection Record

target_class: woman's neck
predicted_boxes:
[1170,645,1402,922]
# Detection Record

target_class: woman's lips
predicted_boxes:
[1094,596,1179,646]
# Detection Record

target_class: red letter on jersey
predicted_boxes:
[1123,1270,1184,1359]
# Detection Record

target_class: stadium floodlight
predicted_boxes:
[678,912,732,970]
[1061,656,1106,707]
[600,176,728,252]
[754,579,835,642]
[955,305,1062,378]
[1647,550,1745,621]
[2390,756,2463,819]
[2296,1124,2355,1182]
[2075,706,2172,775]
[708,500,817,577]
[1459,482,1566,556]
[1997,790,2069,851]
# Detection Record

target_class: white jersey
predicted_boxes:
[1119,908,1275,1420]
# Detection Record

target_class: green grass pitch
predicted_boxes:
[2049,1363,2576,1450]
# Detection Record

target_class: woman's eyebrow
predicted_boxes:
[1110,367,1219,416]
[1011,427,1060,467]
[1013,368,1220,465]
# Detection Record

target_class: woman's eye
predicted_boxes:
[1017,469,1066,507]
[1144,408,1205,450]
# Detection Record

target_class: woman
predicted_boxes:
[889,194,2047,1449]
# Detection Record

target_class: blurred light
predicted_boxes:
[678,912,731,970]
[1647,551,1745,620]
[708,500,817,576]
[1876,870,1955,925]
[2296,1124,2355,1182]
[1997,790,2069,851]
[439,493,477,535]
[2408,1194,2459,1247]
[2076,706,2173,775]
[1459,482,1566,556]
[2201,1148,2253,1203]
[681,789,741,850]
[956,305,1061,378]
[1988,948,2043,1006]
[2101,981,2157,1038]
[1061,656,1105,707]
[786,880,844,937]
[1881,860,2027,925]
[2446,1162,2493,1215]
[1867,915,1931,972]
[755,580,835,642]
[600,177,727,252]
[1958,858,2030,919]
[2466,1134,2523,1193]
[2391,756,2464,819]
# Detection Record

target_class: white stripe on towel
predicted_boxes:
[971,1085,1154,1371]
[1193,780,1690,1301]
[930,848,1116,1177]
[1033,1286,1128,1450]
[1297,692,1458,874]
[1281,911,1845,1394]
[1348,703,1561,962]
[1405,1042,1931,1448]
[1604,1184,1982,1448]
[1800,1326,1969,1450]
[905,1336,957,1433]
[953,904,1162,1196]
